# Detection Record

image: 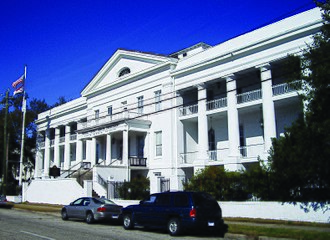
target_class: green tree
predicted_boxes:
[118,175,150,200]
[268,1,330,211]
[183,166,249,201]
[1,93,50,194]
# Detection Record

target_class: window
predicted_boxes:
[155,90,161,111]
[174,194,189,207]
[155,194,171,206]
[155,131,162,156]
[137,96,144,114]
[108,106,113,119]
[95,110,99,119]
[118,67,131,77]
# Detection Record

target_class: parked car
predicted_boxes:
[0,195,13,209]
[121,191,228,236]
[61,197,122,224]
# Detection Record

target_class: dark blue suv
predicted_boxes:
[121,191,228,236]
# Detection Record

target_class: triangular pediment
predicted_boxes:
[81,49,175,96]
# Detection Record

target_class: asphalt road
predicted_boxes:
[0,208,225,240]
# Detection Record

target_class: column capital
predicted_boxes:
[195,83,206,90]
[224,74,236,82]
[256,63,271,71]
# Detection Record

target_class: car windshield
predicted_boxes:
[93,198,115,205]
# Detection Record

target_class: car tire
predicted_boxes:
[167,218,181,236]
[123,214,134,230]
[86,212,95,224]
[61,209,68,220]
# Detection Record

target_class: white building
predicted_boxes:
[33,8,323,198]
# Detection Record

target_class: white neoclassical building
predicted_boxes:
[32,8,323,199]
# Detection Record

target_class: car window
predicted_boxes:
[174,194,189,207]
[72,198,84,206]
[155,194,171,206]
[142,195,157,204]
[93,198,115,205]
[83,199,90,206]
[192,192,219,209]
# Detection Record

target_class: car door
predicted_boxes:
[67,198,84,218]
[75,198,91,219]
[153,193,172,226]
[134,195,157,225]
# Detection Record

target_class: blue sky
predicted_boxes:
[0,0,317,106]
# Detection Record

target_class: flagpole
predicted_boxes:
[19,66,27,186]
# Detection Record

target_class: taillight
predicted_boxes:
[97,207,106,212]
[189,208,196,218]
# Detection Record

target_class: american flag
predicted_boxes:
[12,74,25,95]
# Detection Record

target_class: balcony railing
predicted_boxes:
[237,89,262,104]
[179,104,198,117]
[206,97,227,111]
[272,81,298,96]
[207,148,229,162]
[180,151,198,164]
[59,136,65,143]
[129,157,147,167]
[78,111,144,130]
[239,144,265,159]
[70,134,77,141]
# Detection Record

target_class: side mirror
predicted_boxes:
[70,202,74,206]
[139,200,144,205]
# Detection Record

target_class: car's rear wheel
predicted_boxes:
[86,212,95,224]
[61,209,68,220]
[123,214,134,230]
[167,218,181,236]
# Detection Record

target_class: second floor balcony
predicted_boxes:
[179,82,298,117]
[78,111,146,130]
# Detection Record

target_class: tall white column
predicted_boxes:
[196,84,208,173]
[54,127,60,167]
[64,125,71,169]
[260,64,277,153]
[34,147,42,178]
[226,75,241,171]
[90,138,97,166]
[123,128,129,181]
[76,139,83,163]
[106,134,112,165]
[44,129,51,177]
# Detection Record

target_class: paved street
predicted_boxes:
[0,208,225,240]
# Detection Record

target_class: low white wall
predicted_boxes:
[20,180,330,223]
[23,178,85,205]
[113,200,330,223]
[220,201,330,223]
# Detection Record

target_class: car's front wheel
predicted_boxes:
[123,214,134,230]
[61,209,68,220]
[86,212,95,224]
[167,218,181,236]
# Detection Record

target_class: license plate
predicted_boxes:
[208,222,215,227]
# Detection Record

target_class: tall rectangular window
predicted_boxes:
[137,96,144,114]
[155,131,162,156]
[95,110,99,119]
[108,106,113,120]
[155,90,161,111]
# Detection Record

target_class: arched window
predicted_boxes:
[118,67,131,77]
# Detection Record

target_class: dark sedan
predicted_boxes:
[61,197,122,224]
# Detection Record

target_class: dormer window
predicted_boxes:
[118,67,131,77]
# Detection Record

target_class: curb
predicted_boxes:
[225,233,295,240]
